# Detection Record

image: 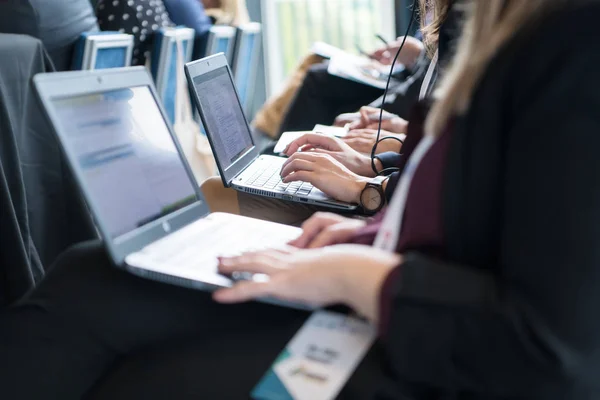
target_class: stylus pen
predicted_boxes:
[376,34,389,46]
[356,44,375,59]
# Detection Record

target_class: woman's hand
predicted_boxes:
[214,245,402,323]
[348,107,408,133]
[370,36,424,70]
[346,106,392,130]
[362,117,408,134]
[333,112,360,127]
[289,212,367,249]
[280,152,369,204]
[283,133,375,177]
[333,107,408,133]
[342,129,405,154]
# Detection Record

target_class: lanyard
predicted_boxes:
[373,134,436,251]
[419,50,439,101]
[373,49,439,251]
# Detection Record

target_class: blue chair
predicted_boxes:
[204,25,236,64]
[150,27,195,124]
[71,32,134,70]
[231,23,262,117]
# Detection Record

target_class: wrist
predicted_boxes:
[351,176,370,204]
[404,42,425,71]
[341,255,402,322]
[390,118,409,135]
[373,157,383,175]
[326,263,353,304]
[357,154,378,177]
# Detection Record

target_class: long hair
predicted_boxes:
[418,0,452,54]
[425,0,566,135]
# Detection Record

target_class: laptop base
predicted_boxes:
[232,155,357,211]
[124,212,313,311]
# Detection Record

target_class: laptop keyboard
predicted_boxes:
[242,157,314,196]
[141,214,300,270]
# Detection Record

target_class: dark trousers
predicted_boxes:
[0,241,390,399]
[278,63,384,135]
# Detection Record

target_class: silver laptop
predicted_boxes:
[185,53,357,211]
[33,67,310,310]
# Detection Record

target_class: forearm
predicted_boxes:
[339,252,402,323]
[348,161,394,205]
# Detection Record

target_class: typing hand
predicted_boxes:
[347,106,389,130]
[280,152,369,204]
[342,129,405,154]
[289,212,366,249]
[283,132,375,177]
[348,106,406,131]
[215,245,402,323]
[333,112,360,127]
[363,116,408,134]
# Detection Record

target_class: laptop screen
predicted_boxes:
[192,66,254,170]
[51,86,197,238]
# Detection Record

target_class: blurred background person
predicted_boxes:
[0,0,98,71]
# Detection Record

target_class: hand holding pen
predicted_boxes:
[356,34,390,60]
[368,34,425,70]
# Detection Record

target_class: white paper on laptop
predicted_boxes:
[273,131,313,154]
[274,126,349,155]
[312,124,348,138]
[310,42,346,59]
[327,53,391,90]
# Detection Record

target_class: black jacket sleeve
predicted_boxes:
[384,172,400,201]
[380,12,600,397]
[375,152,402,201]
[376,151,402,171]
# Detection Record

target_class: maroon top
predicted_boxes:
[349,119,452,334]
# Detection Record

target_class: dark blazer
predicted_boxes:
[381,3,600,399]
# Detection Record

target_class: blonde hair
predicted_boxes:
[425,0,571,135]
[418,0,452,55]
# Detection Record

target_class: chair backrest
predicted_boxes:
[0,0,99,71]
[151,27,196,124]
[231,22,262,116]
[204,25,236,63]
[71,32,134,70]
[0,34,96,306]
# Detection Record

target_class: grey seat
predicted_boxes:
[0,34,95,306]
